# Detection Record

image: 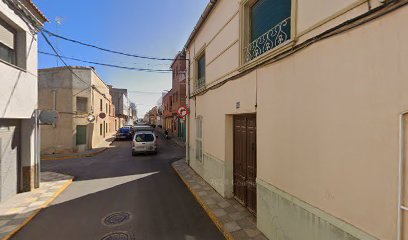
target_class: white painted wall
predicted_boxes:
[0,0,39,119]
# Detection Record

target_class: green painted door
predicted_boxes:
[76,125,87,145]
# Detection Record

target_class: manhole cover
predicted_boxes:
[100,232,130,240]
[102,212,132,226]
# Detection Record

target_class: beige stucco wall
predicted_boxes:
[39,67,114,154]
[89,69,114,149]
[39,69,74,154]
[256,7,408,239]
[186,0,408,239]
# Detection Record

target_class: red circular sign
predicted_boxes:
[177,106,189,118]
[99,112,106,119]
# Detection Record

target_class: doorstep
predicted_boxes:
[0,172,73,239]
[172,160,267,240]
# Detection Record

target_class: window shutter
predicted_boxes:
[251,0,291,42]
[0,21,15,49]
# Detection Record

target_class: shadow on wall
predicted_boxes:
[1,71,23,118]
[1,35,35,118]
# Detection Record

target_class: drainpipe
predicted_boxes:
[185,49,191,165]
[398,111,408,240]
[34,109,40,188]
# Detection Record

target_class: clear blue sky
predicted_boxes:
[34,0,209,117]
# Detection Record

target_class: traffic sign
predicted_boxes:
[177,106,189,118]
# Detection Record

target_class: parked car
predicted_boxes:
[116,127,134,140]
[132,131,158,155]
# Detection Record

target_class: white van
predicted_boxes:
[132,131,158,155]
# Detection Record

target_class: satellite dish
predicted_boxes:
[39,110,59,125]
[87,114,96,123]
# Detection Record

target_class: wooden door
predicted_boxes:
[233,115,257,214]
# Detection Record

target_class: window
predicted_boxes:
[0,19,16,65]
[105,123,108,133]
[76,97,88,113]
[196,53,206,90]
[106,103,108,114]
[76,125,87,145]
[244,0,292,62]
[135,133,154,142]
[100,124,103,136]
[195,117,203,162]
[100,99,103,111]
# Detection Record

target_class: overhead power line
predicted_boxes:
[43,29,178,61]
[40,31,91,87]
[39,51,172,73]
[40,31,110,98]
[128,90,162,95]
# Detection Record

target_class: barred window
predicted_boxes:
[244,0,292,62]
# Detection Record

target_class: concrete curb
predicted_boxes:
[172,161,234,240]
[2,175,74,240]
[41,148,108,161]
[41,141,115,161]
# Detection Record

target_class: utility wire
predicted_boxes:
[40,31,91,87]
[128,90,164,94]
[40,31,110,99]
[43,29,179,61]
[39,51,172,73]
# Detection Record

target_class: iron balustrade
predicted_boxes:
[245,17,291,62]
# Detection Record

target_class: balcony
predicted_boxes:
[244,17,291,62]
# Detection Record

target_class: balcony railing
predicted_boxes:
[244,17,291,62]
[194,77,206,92]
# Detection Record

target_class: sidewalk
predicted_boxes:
[156,128,186,147]
[172,160,267,240]
[41,137,115,160]
[0,172,73,239]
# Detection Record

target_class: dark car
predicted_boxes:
[116,127,133,140]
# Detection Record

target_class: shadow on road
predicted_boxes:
[12,138,223,240]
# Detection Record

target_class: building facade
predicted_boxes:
[39,67,115,154]
[109,86,130,129]
[184,0,408,239]
[129,102,138,125]
[163,90,174,131]
[0,0,47,201]
[170,52,187,141]
[148,106,158,126]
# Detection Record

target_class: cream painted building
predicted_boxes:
[184,0,408,239]
[39,66,115,154]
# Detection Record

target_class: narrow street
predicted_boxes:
[12,136,223,240]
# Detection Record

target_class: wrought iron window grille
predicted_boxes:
[245,17,291,62]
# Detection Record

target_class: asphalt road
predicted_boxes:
[13,136,224,240]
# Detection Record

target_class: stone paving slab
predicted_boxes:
[172,160,268,240]
[0,172,73,240]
